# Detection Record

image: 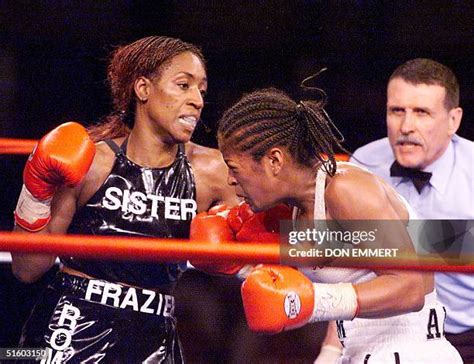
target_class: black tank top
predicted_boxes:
[62,138,197,290]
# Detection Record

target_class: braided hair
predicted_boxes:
[218,88,345,176]
[88,36,205,141]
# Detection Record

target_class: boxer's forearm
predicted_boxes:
[11,225,57,283]
[354,271,426,317]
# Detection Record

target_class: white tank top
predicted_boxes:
[297,162,419,284]
[297,162,377,283]
[294,163,454,353]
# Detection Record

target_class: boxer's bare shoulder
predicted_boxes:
[185,142,237,210]
[77,139,117,207]
[329,163,409,221]
[186,142,226,171]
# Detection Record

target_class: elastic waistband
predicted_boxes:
[51,272,175,317]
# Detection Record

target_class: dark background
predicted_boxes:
[0,1,473,362]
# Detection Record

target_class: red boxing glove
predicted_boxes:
[207,204,232,215]
[189,208,244,275]
[228,203,292,243]
[14,122,95,231]
[241,265,315,333]
[190,203,292,276]
[241,265,359,334]
[263,204,292,233]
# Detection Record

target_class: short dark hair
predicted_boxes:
[218,88,346,176]
[389,58,459,110]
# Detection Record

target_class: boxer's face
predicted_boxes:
[222,151,276,212]
[140,51,207,143]
[386,78,460,170]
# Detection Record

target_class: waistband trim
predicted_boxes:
[52,272,175,317]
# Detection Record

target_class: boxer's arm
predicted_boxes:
[207,146,240,207]
[190,145,240,211]
[14,122,95,231]
[242,264,425,335]
[11,185,79,283]
[325,171,427,316]
[241,265,359,333]
[242,172,429,334]
[352,270,426,317]
[11,122,95,283]
[11,228,57,284]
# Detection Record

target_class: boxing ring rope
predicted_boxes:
[1,232,473,272]
[0,137,37,155]
[0,137,472,272]
[0,137,351,160]
[1,232,278,264]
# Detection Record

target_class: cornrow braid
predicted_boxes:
[218,88,346,176]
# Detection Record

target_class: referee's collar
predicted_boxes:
[423,137,456,194]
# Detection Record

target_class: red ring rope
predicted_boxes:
[0,232,472,272]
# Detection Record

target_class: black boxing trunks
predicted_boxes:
[63,138,197,289]
[19,272,183,363]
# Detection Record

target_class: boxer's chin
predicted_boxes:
[170,129,194,144]
[246,199,266,213]
[243,197,258,212]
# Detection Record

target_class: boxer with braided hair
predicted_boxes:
[218,87,462,362]
[219,87,345,175]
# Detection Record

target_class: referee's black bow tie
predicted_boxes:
[390,161,432,193]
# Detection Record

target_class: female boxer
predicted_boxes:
[12,36,238,363]
[217,87,462,363]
